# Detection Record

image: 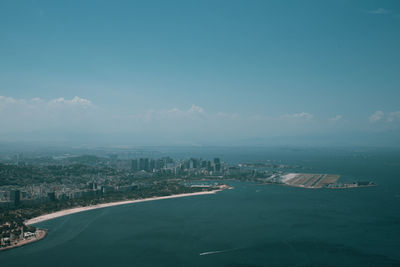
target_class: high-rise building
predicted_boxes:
[139,158,145,171]
[207,161,212,171]
[139,158,150,171]
[164,157,173,164]
[156,159,165,169]
[189,159,194,169]
[150,159,155,171]
[131,159,138,171]
[215,163,221,172]
[214,158,221,172]
[88,182,97,190]
[190,158,198,169]
[201,160,207,168]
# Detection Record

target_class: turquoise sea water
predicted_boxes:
[1,149,400,266]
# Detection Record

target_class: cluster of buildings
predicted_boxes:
[0,156,229,207]
[131,157,223,177]
[0,224,35,248]
[0,219,45,249]
[0,156,294,209]
[130,157,294,180]
[0,182,140,208]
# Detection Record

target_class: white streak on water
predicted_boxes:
[199,248,236,256]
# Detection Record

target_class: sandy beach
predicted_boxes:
[25,189,221,225]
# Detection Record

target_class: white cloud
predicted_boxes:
[368,110,400,124]
[387,111,400,122]
[366,8,390,14]
[369,110,384,123]
[48,96,93,107]
[330,115,343,121]
[5,96,397,145]
[0,95,93,108]
[188,104,204,113]
[281,112,314,120]
[168,108,180,113]
[129,105,206,122]
[0,95,96,132]
[31,97,42,102]
[0,96,18,104]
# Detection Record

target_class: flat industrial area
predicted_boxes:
[281,173,341,188]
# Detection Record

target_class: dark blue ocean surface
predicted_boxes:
[1,149,400,266]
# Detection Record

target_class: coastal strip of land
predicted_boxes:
[25,188,224,225]
[277,173,375,189]
[0,229,46,251]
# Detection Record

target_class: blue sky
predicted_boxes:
[0,0,399,146]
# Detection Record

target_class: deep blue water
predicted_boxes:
[1,148,400,266]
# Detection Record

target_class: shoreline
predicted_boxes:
[26,189,222,225]
[259,182,377,190]
[0,229,47,252]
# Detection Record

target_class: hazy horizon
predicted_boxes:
[1,0,399,147]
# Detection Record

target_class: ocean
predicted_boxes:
[1,147,400,266]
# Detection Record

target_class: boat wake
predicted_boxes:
[199,248,237,256]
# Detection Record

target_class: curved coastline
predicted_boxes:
[0,187,229,251]
[26,189,222,225]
